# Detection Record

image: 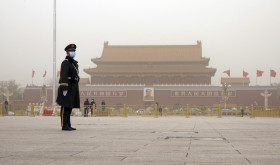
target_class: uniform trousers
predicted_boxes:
[84,107,89,117]
[60,106,72,128]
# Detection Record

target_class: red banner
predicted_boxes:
[257,70,264,77]
[243,70,248,77]
[270,69,276,77]
[171,90,236,97]
[223,70,230,77]
[43,70,47,77]
[57,70,60,77]
[32,70,35,78]
[80,91,127,97]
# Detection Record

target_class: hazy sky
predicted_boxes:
[1,0,280,87]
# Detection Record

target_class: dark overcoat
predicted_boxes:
[56,56,80,108]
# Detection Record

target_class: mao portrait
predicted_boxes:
[143,88,154,101]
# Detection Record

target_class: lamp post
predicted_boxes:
[260,90,272,110]
[222,82,230,109]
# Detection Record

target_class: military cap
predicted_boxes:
[64,44,76,51]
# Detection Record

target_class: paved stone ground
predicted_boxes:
[0,116,279,165]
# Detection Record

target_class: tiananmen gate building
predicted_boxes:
[22,41,280,106]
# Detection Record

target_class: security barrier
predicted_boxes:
[218,104,222,118]
[0,103,279,118]
[254,106,280,118]
[123,104,127,117]
[91,104,96,117]
[250,104,255,118]
[30,104,35,117]
[0,104,28,116]
[80,104,280,118]
[186,104,190,118]
[83,104,233,117]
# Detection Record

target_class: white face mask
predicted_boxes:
[69,52,76,58]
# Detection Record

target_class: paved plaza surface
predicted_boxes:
[0,116,279,165]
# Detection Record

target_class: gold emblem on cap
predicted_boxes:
[71,44,74,48]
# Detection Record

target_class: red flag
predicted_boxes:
[43,70,47,77]
[223,70,230,77]
[57,70,60,77]
[243,70,248,77]
[257,70,264,77]
[32,70,35,78]
[270,69,276,77]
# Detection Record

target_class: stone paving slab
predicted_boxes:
[0,116,280,165]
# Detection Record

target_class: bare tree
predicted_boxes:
[0,80,23,101]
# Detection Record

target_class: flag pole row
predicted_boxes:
[31,70,60,78]
[222,69,277,78]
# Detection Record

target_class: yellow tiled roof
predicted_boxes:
[92,43,207,63]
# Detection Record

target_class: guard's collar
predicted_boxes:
[65,56,78,64]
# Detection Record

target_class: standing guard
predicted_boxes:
[84,98,90,117]
[56,44,80,131]
[101,100,106,111]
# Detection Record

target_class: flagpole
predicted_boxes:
[243,68,244,86]
[256,69,257,86]
[32,70,35,86]
[229,68,231,85]
[52,0,56,107]
[270,69,271,86]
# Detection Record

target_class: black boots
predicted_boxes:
[61,106,76,131]
[70,127,76,130]
[62,126,72,131]
[62,125,76,131]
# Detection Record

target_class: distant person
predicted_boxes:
[101,100,106,111]
[156,102,162,116]
[4,100,8,111]
[90,99,96,115]
[158,106,162,116]
[84,98,90,117]
[56,44,80,131]
[144,88,154,101]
